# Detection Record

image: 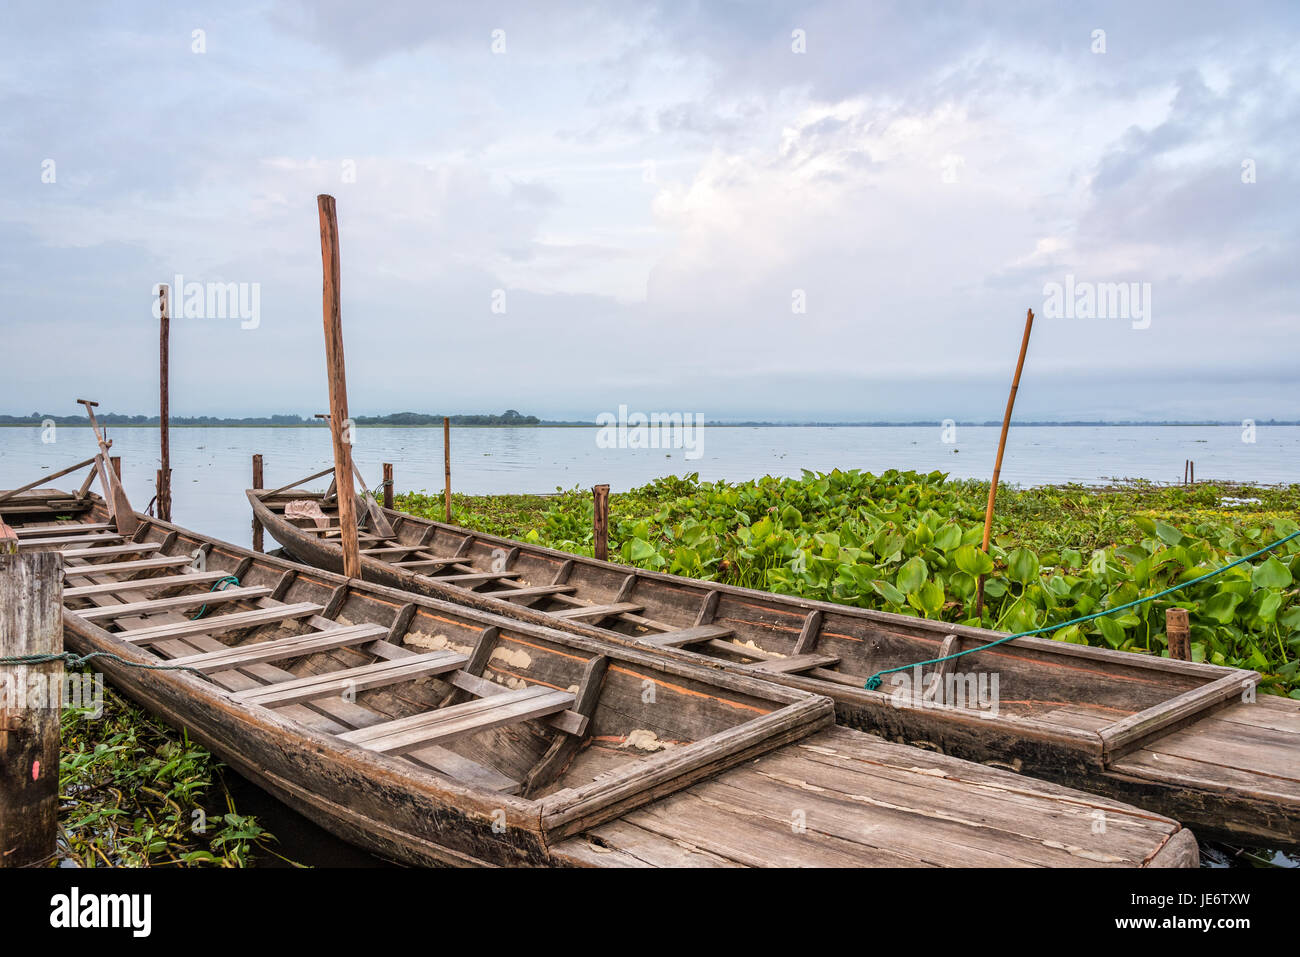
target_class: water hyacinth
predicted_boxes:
[399,470,1300,697]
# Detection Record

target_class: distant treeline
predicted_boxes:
[0,410,542,427]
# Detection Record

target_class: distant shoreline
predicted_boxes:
[2,421,1296,429]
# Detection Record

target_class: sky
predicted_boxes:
[1,1,1296,423]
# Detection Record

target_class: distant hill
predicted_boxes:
[0,410,541,427]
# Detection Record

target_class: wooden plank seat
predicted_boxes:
[75,585,273,622]
[480,584,578,601]
[392,557,477,570]
[740,653,842,675]
[117,602,325,646]
[14,522,115,537]
[55,542,162,560]
[641,624,735,647]
[552,602,644,621]
[166,623,389,674]
[63,556,194,578]
[359,544,447,556]
[64,571,234,598]
[428,570,521,584]
[231,650,468,708]
[18,532,124,548]
[337,685,576,757]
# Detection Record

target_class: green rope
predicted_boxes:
[0,650,206,678]
[189,575,241,620]
[863,528,1300,691]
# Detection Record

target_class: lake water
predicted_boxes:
[2,424,1297,548]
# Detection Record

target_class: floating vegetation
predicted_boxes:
[399,471,1300,696]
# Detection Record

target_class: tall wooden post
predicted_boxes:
[593,484,610,561]
[157,283,172,522]
[251,454,265,553]
[443,417,452,523]
[317,194,361,579]
[975,308,1035,617]
[0,549,63,867]
[1166,607,1191,661]
[382,463,394,511]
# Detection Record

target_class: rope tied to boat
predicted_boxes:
[862,528,1300,691]
[188,575,241,620]
[0,650,207,678]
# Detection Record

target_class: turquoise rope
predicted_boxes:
[0,650,207,678]
[188,575,241,620]
[863,528,1300,690]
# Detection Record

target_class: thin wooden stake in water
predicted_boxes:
[593,484,610,561]
[157,283,172,522]
[252,454,265,553]
[975,308,1035,617]
[443,417,452,523]
[317,194,361,579]
[0,549,63,868]
[1166,607,1191,662]
[382,463,394,511]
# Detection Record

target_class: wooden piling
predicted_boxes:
[443,417,452,523]
[1190,460,1195,484]
[157,283,172,522]
[1184,459,1189,485]
[593,484,610,561]
[1166,607,1191,662]
[0,549,63,867]
[317,194,361,579]
[252,454,265,553]
[975,308,1035,617]
[382,463,394,511]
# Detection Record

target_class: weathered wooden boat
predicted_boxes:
[0,459,1197,866]
[251,474,1300,849]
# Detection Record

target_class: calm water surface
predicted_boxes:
[1,424,1296,547]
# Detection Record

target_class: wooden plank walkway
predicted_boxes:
[552,726,1197,868]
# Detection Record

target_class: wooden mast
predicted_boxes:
[975,308,1034,617]
[157,283,172,522]
[316,195,361,579]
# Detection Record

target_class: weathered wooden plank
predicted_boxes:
[338,687,575,756]
[62,556,192,578]
[642,624,734,647]
[742,653,840,674]
[64,571,230,598]
[232,650,468,708]
[18,533,124,549]
[553,602,644,621]
[55,542,162,560]
[115,602,324,645]
[167,623,388,674]
[75,585,272,621]
[14,523,114,538]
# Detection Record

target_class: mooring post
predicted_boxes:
[975,308,1035,617]
[157,282,172,522]
[382,462,394,511]
[252,453,265,553]
[0,547,63,868]
[1190,460,1195,484]
[593,484,610,561]
[1183,459,1189,485]
[443,417,452,523]
[1166,607,1191,661]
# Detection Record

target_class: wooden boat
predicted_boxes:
[0,458,1197,867]
[251,474,1300,850]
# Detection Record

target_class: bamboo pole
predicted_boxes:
[382,463,394,511]
[1166,607,1191,661]
[593,484,610,561]
[252,454,264,553]
[443,417,452,523]
[975,308,1035,617]
[157,283,172,522]
[316,194,361,579]
[0,549,63,867]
